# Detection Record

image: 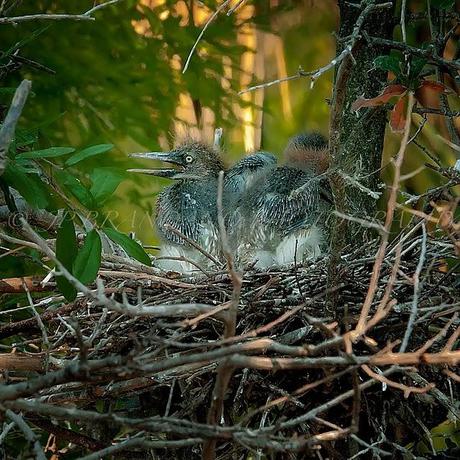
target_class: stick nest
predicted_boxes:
[1,233,459,459]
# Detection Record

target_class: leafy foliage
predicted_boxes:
[65,144,114,166]
[73,229,102,285]
[431,0,456,9]
[89,167,125,203]
[17,146,75,159]
[55,217,104,299]
[0,0,248,148]
[352,80,453,132]
[103,227,151,265]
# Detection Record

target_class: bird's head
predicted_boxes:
[231,152,277,173]
[283,132,329,174]
[128,142,224,180]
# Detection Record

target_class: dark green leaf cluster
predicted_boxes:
[374,53,428,90]
[1,131,150,298]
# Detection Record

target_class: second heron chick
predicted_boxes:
[234,133,331,268]
[129,142,225,273]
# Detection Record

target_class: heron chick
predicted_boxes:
[129,142,224,273]
[234,133,331,268]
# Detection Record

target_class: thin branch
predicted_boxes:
[354,92,415,337]
[182,0,233,73]
[240,1,393,93]
[77,437,203,460]
[361,365,434,398]
[84,0,124,16]
[239,70,314,95]
[0,13,95,24]
[400,0,408,44]
[399,223,427,352]
[366,35,460,72]
[0,0,124,24]
[4,409,47,460]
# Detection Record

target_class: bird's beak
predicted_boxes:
[128,151,184,179]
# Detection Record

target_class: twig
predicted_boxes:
[0,231,41,250]
[399,223,427,352]
[239,71,313,95]
[155,255,211,276]
[407,114,427,144]
[365,36,460,72]
[353,92,415,338]
[27,415,106,453]
[182,0,233,73]
[239,1,393,94]
[0,0,124,24]
[414,107,460,118]
[0,13,95,24]
[77,437,203,460]
[21,279,50,352]
[400,0,407,44]
[444,369,460,383]
[256,367,400,432]
[226,0,246,16]
[84,0,124,16]
[0,300,81,340]
[4,409,47,460]
[240,367,357,425]
[407,370,460,419]
[361,365,434,398]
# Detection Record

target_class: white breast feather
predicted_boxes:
[275,225,323,266]
[155,244,203,274]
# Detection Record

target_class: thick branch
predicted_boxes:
[0,80,31,176]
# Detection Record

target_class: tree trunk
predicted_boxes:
[327,0,395,314]
[334,0,395,224]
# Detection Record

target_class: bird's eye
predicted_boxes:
[185,155,194,163]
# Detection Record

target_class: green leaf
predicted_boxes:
[65,144,114,166]
[431,0,455,9]
[374,55,401,76]
[55,212,78,301]
[14,127,39,149]
[103,227,151,265]
[90,167,125,203]
[17,147,75,159]
[2,164,49,209]
[73,229,102,285]
[409,57,428,80]
[0,87,19,95]
[54,170,95,209]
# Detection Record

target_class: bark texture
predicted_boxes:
[327,0,396,315]
[333,0,396,229]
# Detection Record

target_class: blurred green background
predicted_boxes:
[0,0,458,247]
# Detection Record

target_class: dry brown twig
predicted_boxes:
[1,180,458,459]
[1,221,459,456]
[352,92,416,341]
